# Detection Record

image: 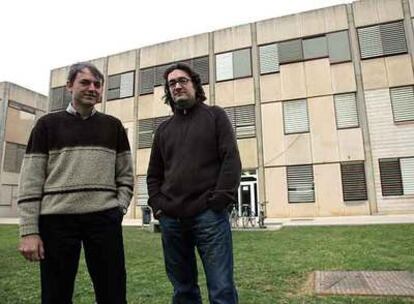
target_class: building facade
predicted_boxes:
[48,0,414,222]
[0,82,47,216]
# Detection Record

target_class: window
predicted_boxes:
[283,99,309,134]
[341,162,368,201]
[327,31,351,63]
[303,36,328,60]
[278,39,303,64]
[259,31,351,74]
[139,56,209,95]
[3,142,26,173]
[259,43,279,74]
[0,185,17,206]
[358,21,407,59]
[216,49,252,81]
[287,165,314,203]
[224,105,256,139]
[334,93,359,129]
[136,175,149,206]
[379,157,414,196]
[107,71,134,101]
[390,86,414,123]
[8,100,36,115]
[137,116,170,149]
[50,86,72,112]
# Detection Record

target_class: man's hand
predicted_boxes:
[19,235,45,262]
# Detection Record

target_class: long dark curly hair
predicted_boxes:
[162,63,206,111]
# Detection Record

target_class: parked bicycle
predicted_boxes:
[230,205,239,228]
[241,205,256,228]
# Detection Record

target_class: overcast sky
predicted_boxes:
[0,0,350,96]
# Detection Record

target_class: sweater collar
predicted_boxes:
[66,102,97,120]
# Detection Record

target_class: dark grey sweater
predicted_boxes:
[147,102,241,218]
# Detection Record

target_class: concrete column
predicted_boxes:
[101,57,109,113]
[250,23,267,215]
[131,49,141,219]
[346,4,378,214]
[402,0,414,74]
[0,83,9,177]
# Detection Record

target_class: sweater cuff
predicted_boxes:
[20,222,39,237]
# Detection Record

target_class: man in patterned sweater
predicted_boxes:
[17,62,134,304]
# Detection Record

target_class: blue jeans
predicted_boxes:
[159,208,238,304]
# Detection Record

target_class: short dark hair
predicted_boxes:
[162,63,206,110]
[67,62,104,85]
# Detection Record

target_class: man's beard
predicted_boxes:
[174,97,196,110]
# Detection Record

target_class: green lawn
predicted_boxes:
[1,224,414,303]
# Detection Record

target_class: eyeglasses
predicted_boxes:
[168,77,191,88]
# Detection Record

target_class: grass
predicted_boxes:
[1,224,414,303]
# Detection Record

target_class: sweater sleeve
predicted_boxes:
[208,107,242,211]
[147,128,168,216]
[115,121,134,211]
[17,118,48,236]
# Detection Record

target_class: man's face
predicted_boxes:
[67,68,102,108]
[167,69,196,109]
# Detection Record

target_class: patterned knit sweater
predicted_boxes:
[17,110,134,236]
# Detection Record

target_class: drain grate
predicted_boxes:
[315,271,414,296]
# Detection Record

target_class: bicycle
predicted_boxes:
[229,205,239,228]
[241,205,256,228]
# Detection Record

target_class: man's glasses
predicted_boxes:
[168,77,191,88]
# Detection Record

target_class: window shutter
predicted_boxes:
[193,56,209,84]
[334,93,359,129]
[120,72,134,98]
[140,68,155,95]
[358,25,383,59]
[51,87,64,112]
[63,88,72,106]
[341,162,368,201]
[283,99,309,134]
[0,185,13,206]
[380,21,407,56]
[136,175,149,206]
[327,31,351,63]
[108,74,121,90]
[107,89,120,101]
[17,145,26,172]
[259,43,279,74]
[233,48,251,78]
[278,39,303,64]
[155,64,169,87]
[287,165,314,203]
[224,107,236,130]
[216,52,233,81]
[401,158,414,195]
[303,36,328,60]
[3,143,18,172]
[138,119,154,149]
[235,105,255,138]
[379,158,403,196]
[390,86,414,122]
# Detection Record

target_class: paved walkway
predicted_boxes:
[2,214,414,230]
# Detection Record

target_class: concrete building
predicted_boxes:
[0,82,47,216]
[46,0,414,222]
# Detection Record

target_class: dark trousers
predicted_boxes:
[39,207,127,304]
[159,209,238,304]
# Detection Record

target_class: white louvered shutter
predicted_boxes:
[334,93,359,129]
[287,165,314,203]
[136,175,149,206]
[358,25,383,59]
[120,72,134,98]
[401,158,414,195]
[283,99,309,134]
[390,86,414,122]
[259,43,279,74]
[235,105,255,138]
